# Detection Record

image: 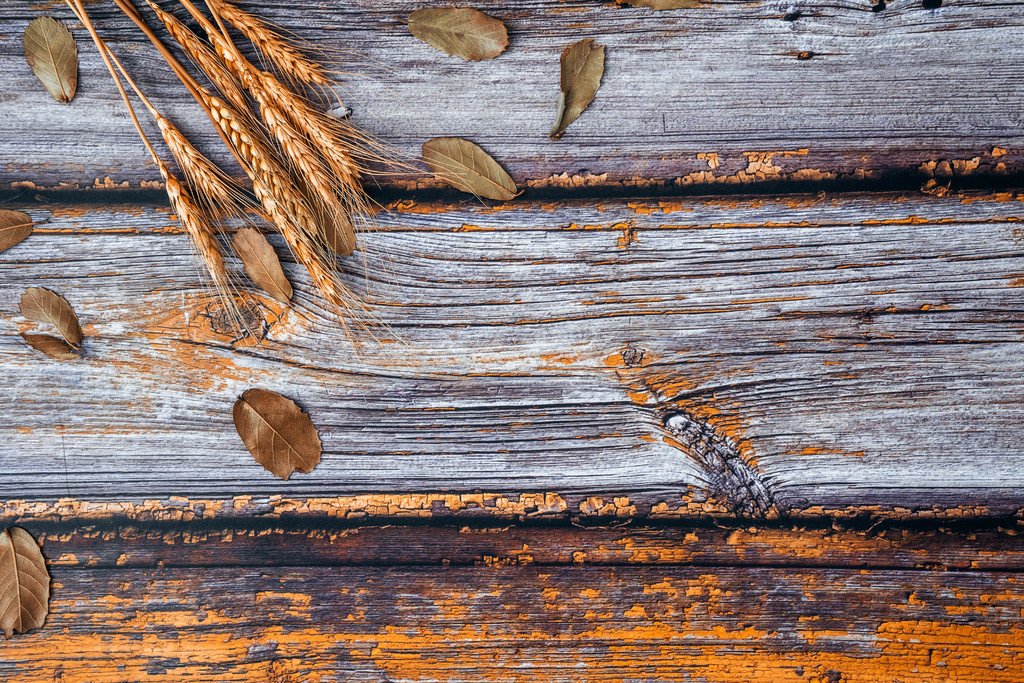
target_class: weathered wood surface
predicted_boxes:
[30,522,1024,571]
[3,0,1024,192]
[2,191,1023,521]
[2,523,1021,682]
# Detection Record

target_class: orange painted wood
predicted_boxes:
[3,524,1022,682]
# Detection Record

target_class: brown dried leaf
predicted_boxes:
[422,137,517,201]
[408,8,509,61]
[19,287,82,348]
[233,228,293,303]
[324,212,355,257]
[550,38,605,141]
[233,389,322,480]
[619,0,702,8]
[23,16,78,104]
[0,527,50,638]
[20,333,78,360]
[0,210,33,254]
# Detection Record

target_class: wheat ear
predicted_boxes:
[159,162,232,293]
[206,0,333,95]
[150,2,355,255]
[201,90,362,315]
[149,8,249,114]
[213,49,357,255]
[181,0,364,196]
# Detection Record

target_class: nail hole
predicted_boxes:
[782,11,801,21]
[797,51,814,60]
[922,0,941,8]
[871,0,886,11]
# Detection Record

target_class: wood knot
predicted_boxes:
[204,297,268,343]
[663,410,778,519]
[621,347,645,367]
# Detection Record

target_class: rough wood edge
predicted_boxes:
[4,494,1021,526]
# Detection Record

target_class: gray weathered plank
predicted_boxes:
[2,1,1024,191]
[1,191,1023,520]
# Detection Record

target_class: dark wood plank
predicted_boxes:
[4,562,1022,681]
[1,192,1023,520]
[2,1,1024,191]
[32,522,1024,571]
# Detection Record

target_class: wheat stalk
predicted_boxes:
[66,0,239,317]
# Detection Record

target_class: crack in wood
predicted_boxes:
[663,410,779,520]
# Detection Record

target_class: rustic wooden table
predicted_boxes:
[2,0,1023,680]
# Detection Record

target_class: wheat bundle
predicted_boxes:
[64,0,381,334]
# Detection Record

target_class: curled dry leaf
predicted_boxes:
[408,8,509,61]
[20,333,78,360]
[618,0,702,8]
[0,210,33,254]
[233,388,322,480]
[0,527,50,638]
[550,38,606,141]
[422,137,517,201]
[23,16,78,104]
[19,287,82,348]
[233,227,293,303]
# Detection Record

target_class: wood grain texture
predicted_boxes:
[32,522,1024,571]
[1,523,1018,681]
[2,1,1024,191]
[1,191,1023,520]
[4,563,1023,681]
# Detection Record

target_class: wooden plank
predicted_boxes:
[7,523,1023,680]
[1,192,1023,520]
[3,1,1024,191]
[4,562,1022,681]
[32,522,1024,571]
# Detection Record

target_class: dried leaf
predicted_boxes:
[0,211,33,254]
[0,527,50,638]
[233,228,293,303]
[408,8,509,61]
[422,137,517,201]
[20,333,78,360]
[23,16,78,104]
[324,212,355,257]
[619,0,702,8]
[233,389,322,480]
[19,287,82,348]
[550,38,606,141]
